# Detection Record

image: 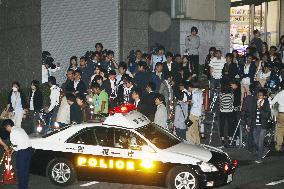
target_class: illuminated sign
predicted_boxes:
[77,156,154,171]
[77,157,135,170]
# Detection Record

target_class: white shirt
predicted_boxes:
[10,127,31,151]
[182,89,191,102]
[48,85,61,112]
[42,65,60,83]
[209,57,226,79]
[167,61,172,71]
[74,80,80,90]
[30,91,35,111]
[190,89,203,117]
[56,96,70,124]
[271,90,284,112]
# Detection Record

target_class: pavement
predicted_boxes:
[0,146,284,189]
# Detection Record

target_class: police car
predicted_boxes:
[30,104,237,189]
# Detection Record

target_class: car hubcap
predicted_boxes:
[51,163,71,183]
[175,172,196,189]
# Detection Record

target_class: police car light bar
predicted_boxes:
[109,103,136,115]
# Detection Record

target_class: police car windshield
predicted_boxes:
[42,126,71,138]
[136,123,181,149]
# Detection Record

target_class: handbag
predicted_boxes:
[178,104,193,127]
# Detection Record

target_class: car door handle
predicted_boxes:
[111,152,120,155]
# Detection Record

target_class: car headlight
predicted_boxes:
[198,162,218,172]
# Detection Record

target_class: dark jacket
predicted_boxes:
[116,85,134,105]
[241,95,257,127]
[151,72,164,92]
[162,61,179,76]
[29,90,43,111]
[222,63,239,81]
[74,80,87,96]
[79,64,94,87]
[239,63,256,83]
[254,99,271,129]
[8,91,28,110]
[141,91,158,121]
[70,103,83,124]
[134,71,152,93]
[61,79,74,92]
[102,79,117,98]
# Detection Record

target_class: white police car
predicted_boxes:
[30,104,237,189]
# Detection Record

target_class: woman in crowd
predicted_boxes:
[29,80,43,133]
[204,47,216,80]
[7,82,28,127]
[219,82,234,147]
[174,92,188,140]
[154,94,168,129]
[69,56,78,71]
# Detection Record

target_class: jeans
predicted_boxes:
[176,128,187,140]
[253,126,267,160]
[16,148,32,189]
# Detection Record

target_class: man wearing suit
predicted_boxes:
[162,52,179,77]
[116,75,135,105]
[159,72,174,114]
[73,70,87,97]
[152,62,164,92]
[131,87,145,114]
[141,82,158,121]
[102,70,117,108]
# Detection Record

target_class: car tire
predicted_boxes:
[47,158,76,186]
[166,166,199,189]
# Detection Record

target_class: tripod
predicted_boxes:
[229,118,244,148]
[208,89,221,145]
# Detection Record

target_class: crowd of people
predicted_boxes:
[2,27,284,164]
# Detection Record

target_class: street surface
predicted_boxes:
[1,149,283,189]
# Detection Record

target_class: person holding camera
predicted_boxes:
[7,82,28,127]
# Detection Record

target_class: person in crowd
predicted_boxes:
[91,75,104,88]
[42,58,60,84]
[209,50,226,96]
[56,89,71,127]
[162,52,180,82]
[175,54,183,67]
[249,29,263,56]
[67,94,83,124]
[260,42,269,58]
[219,82,234,147]
[101,50,118,72]
[186,82,203,144]
[151,46,166,71]
[174,92,188,140]
[117,75,135,105]
[131,87,144,113]
[222,53,239,82]
[253,88,271,163]
[185,26,200,79]
[7,82,28,127]
[102,70,117,108]
[241,82,257,153]
[79,56,93,86]
[269,46,281,69]
[178,82,191,103]
[69,56,78,71]
[278,35,284,68]
[45,76,61,130]
[129,50,143,75]
[151,62,164,92]
[29,80,43,133]
[116,62,128,86]
[271,81,284,152]
[230,80,242,134]
[266,66,280,92]
[181,55,194,74]
[232,49,244,67]
[239,54,256,102]
[61,69,74,92]
[256,63,271,87]
[142,82,158,121]
[204,47,216,80]
[91,83,109,115]
[134,61,152,94]
[76,94,86,122]
[2,119,32,189]
[91,51,101,69]
[159,72,174,113]
[73,70,87,96]
[95,43,103,53]
[90,65,102,84]
[154,94,168,129]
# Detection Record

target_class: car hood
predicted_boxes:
[164,142,212,162]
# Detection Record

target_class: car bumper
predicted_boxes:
[196,170,234,188]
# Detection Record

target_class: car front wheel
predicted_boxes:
[167,166,199,189]
[47,158,76,186]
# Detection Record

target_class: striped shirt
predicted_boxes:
[220,93,234,112]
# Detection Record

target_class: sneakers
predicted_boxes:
[254,159,263,164]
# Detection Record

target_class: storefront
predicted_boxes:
[230,0,281,52]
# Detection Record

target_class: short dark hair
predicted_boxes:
[135,50,142,54]
[215,50,222,54]
[1,119,14,128]
[138,61,147,69]
[188,81,199,89]
[31,80,40,90]
[176,91,184,101]
[164,72,173,80]
[155,94,165,102]
[108,70,116,76]
[253,29,260,35]
[95,42,103,49]
[155,62,163,68]
[80,56,87,62]
[74,70,82,76]
[191,26,198,33]
[258,88,267,97]
[91,82,102,90]
[166,52,174,58]
[146,82,156,91]
[118,62,127,70]
[107,50,114,56]
[48,76,57,85]
[270,46,277,51]
[132,87,142,97]
[66,94,76,102]
[70,56,77,63]
[76,93,85,102]
[225,53,233,59]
